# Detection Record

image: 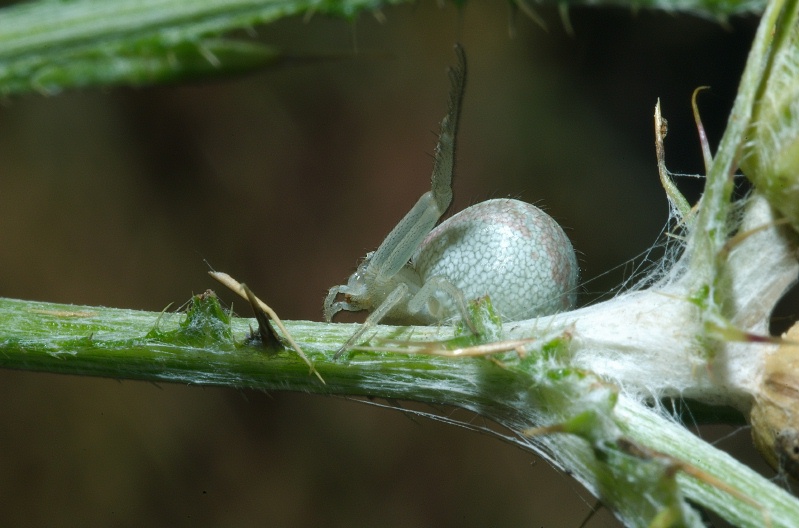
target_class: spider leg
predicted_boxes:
[367,45,467,280]
[407,275,477,334]
[326,45,469,354]
[324,285,356,322]
[333,282,410,359]
[430,43,466,214]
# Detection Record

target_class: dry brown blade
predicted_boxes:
[209,271,324,384]
[355,338,535,357]
[691,86,713,172]
[654,99,691,219]
[719,217,791,259]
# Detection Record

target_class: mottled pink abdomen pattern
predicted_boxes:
[413,198,578,320]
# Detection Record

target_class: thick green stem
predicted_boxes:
[686,0,794,286]
[0,295,488,400]
[1,294,798,526]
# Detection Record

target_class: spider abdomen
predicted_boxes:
[413,198,578,321]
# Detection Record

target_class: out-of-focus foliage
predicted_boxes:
[0,0,765,95]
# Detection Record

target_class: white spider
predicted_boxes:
[324,45,578,357]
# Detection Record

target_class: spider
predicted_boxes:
[324,45,578,357]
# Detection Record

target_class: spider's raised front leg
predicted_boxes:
[324,45,467,355]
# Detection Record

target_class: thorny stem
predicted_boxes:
[685,0,786,284]
[0,292,798,526]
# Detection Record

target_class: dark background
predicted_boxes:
[0,2,788,526]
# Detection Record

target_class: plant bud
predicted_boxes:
[741,29,799,233]
[750,323,799,477]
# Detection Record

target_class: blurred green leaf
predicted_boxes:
[0,0,402,94]
[0,0,768,95]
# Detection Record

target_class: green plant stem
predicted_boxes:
[1,295,798,526]
[688,0,795,276]
[0,296,478,400]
